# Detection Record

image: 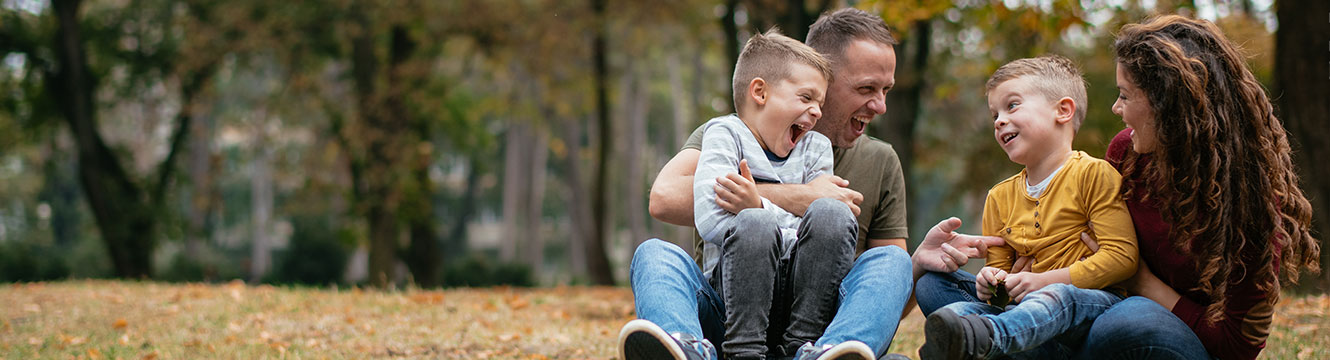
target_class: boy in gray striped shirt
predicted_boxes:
[691,29,865,359]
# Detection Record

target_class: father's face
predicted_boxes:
[816,39,897,148]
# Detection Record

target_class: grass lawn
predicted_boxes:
[2,281,1326,359]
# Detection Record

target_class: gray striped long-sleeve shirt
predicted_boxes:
[693,114,833,274]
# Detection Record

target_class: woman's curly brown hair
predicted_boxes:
[1114,15,1319,325]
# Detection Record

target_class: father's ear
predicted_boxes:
[748,78,768,106]
[1055,97,1076,124]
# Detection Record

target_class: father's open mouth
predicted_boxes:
[851,115,869,135]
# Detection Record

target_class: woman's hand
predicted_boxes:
[975,266,1007,301]
[1009,224,1098,274]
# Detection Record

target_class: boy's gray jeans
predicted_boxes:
[710,198,858,359]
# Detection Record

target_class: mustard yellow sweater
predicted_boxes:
[983,151,1138,289]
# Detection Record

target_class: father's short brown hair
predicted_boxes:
[986,55,1089,131]
[806,8,897,65]
[732,28,834,111]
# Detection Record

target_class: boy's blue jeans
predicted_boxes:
[631,219,911,358]
[916,270,1212,359]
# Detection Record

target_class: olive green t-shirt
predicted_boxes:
[684,126,909,255]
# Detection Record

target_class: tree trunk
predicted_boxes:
[39,138,83,249]
[1275,0,1330,291]
[348,2,406,288]
[624,67,650,262]
[51,0,156,278]
[524,131,549,273]
[404,137,441,287]
[877,20,931,246]
[249,116,273,283]
[390,25,441,288]
[445,155,481,260]
[666,52,698,250]
[561,118,592,279]
[185,112,216,262]
[501,123,531,262]
[587,0,616,285]
[720,0,741,113]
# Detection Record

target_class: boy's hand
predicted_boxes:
[715,159,762,213]
[1004,271,1056,303]
[975,266,1007,301]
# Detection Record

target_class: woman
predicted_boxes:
[1079,15,1319,360]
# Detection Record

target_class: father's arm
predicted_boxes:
[648,126,861,225]
[648,149,862,225]
[648,148,702,226]
[758,176,863,217]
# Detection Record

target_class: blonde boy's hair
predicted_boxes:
[732,28,834,111]
[986,55,1088,131]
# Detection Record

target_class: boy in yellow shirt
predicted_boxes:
[917,55,1138,360]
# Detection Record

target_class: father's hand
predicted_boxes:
[807,174,863,216]
[913,217,1007,273]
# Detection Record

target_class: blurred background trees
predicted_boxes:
[0,0,1325,291]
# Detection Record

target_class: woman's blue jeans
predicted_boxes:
[915,270,1211,359]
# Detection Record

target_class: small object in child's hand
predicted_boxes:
[988,279,1010,307]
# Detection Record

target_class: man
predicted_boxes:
[620,8,1003,360]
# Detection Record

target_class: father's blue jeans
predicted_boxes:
[630,239,912,358]
[916,271,1212,359]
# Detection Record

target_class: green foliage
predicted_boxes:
[0,240,70,282]
[441,255,534,288]
[157,254,211,283]
[65,233,113,278]
[267,217,355,286]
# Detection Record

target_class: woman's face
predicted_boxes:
[1113,63,1159,153]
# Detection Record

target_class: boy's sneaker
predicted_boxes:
[618,319,717,360]
[794,340,875,360]
[918,308,994,360]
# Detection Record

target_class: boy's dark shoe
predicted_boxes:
[619,319,718,360]
[793,340,875,360]
[918,308,994,360]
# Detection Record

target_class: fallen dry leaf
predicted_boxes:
[409,293,445,305]
[60,334,87,346]
[508,296,530,310]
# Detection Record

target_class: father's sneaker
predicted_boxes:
[794,340,875,360]
[618,319,717,360]
[918,308,994,360]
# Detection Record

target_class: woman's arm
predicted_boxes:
[1123,263,1181,309]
